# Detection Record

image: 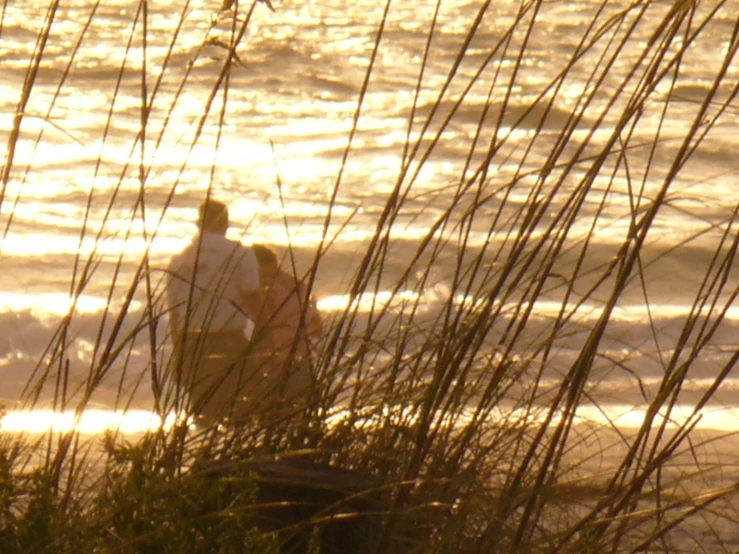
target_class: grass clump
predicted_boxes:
[0,429,281,553]
[94,433,277,554]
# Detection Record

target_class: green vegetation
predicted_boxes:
[1,0,738,552]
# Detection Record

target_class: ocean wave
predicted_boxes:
[0,289,736,413]
[408,97,594,132]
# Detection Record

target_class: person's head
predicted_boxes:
[252,243,280,281]
[198,198,229,234]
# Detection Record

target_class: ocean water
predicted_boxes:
[0,0,738,432]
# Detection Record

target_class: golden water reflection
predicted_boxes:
[0,409,178,435]
[331,403,739,433]
[2,404,736,436]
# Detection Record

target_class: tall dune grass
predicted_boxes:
[1,0,738,551]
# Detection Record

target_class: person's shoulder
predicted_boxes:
[274,269,299,289]
[167,237,200,267]
[230,239,258,260]
[208,235,258,268]
[166,247,188,273]
[191,233,243,256]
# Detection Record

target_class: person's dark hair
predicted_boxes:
[251,243,279,269]
[198,198,229,233]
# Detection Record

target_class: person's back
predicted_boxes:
[167,232,259,335]
[244,244,323,419]
[165,199,262,424]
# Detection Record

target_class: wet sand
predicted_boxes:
[559,422,739,552]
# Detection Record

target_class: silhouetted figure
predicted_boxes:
[234,243,323,422]
[165,198,263,424]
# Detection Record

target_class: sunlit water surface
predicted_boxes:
[0,0,738,429]
[3,403,739,436]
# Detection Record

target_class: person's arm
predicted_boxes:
[287,271,323,338]
[165,259,183,342]
[238,245,269,330]
[168,305,182,341]
[305,299,323,338]
[241,287,267,322]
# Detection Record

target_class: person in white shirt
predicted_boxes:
[165,198,263,424]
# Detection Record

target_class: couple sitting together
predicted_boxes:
[165,198,323,426]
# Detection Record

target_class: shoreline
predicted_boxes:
[4,398,739,435]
